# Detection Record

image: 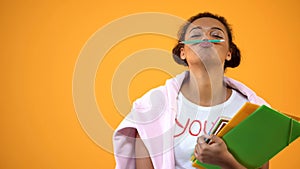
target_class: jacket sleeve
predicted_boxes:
[113,86,176,169]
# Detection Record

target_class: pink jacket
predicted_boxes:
[113,71,268,169]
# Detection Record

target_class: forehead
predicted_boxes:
[187,17,226,33]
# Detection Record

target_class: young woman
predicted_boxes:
[113,12,269,169]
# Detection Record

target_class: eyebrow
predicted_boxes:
[189,26,225,33]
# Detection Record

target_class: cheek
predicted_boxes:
[216,44,230,57]
[184,46,197,56]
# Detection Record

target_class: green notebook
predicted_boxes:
[193,104,300,169]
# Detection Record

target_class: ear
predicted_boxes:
[180,47,186,60]
[226,51,232,61]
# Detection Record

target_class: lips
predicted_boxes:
[199,42,213,48]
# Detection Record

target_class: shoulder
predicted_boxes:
[224,76,270,106]
[132,86,167,112]
[132,71,187,111]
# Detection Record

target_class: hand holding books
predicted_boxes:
[191,103,300,169]
[194,134,246,169]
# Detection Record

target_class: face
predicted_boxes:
[180,17,232,70]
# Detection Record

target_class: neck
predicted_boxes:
[181,68,230,106]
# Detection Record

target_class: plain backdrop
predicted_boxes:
[1,0,300,168]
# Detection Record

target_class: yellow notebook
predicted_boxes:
[217,102,259,137]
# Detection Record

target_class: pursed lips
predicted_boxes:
[198,41,213,48]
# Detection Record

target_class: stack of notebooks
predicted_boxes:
[191,102,300,169]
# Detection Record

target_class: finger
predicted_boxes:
[197,134,209,144]
[194,145,199,158]
[197,140,209,150]
[195,143,207,158]
[209,135,223,144]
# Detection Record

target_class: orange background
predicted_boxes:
[1,0,300,168]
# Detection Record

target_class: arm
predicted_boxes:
[195,135,269,169]
[135,132,154,169]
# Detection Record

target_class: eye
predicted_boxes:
[189,29,202,39]
[211,30,224,39]
[212,34,223,39]
[190,34,201,38]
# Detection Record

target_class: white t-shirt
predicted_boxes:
[174,89,249,169]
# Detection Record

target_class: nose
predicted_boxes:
[201,33,209,40]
